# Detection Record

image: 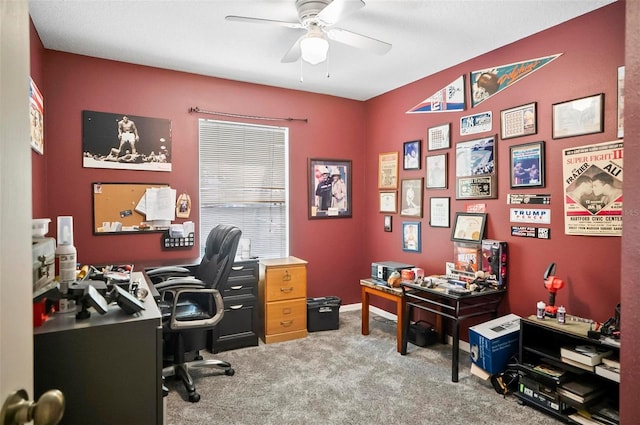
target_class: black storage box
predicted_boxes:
[307,296,341,332]
[408,320,438,347]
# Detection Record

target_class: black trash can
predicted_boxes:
[307,296,341,332]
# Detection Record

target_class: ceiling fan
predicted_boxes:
[226,0,392,65]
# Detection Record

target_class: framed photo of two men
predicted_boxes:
[308,158,352,219]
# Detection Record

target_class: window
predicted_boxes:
[199,119,289,259]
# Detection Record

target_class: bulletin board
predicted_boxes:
[92,182,169,234]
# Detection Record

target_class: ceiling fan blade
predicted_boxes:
[225,15,304,30]
[281,34,304,63]
[316,0,365,26]
[326,27,391,55]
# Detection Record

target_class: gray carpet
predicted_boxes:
[164,310,561,425]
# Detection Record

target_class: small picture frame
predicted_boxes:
[400,178,424,218]
[617,66,624,138]
[510,141,545,188]
[403,140,421,170]
[451,212,487,243]
[384,215,392,232]
[427,123,451,151]
[379,191,397,213]
[378,151,399,189]
[402,221,421,253]
[552,93,604,139]
[429,197,450,228]
[500,102,537,140]
[425,153,447,189]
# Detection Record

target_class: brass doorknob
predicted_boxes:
[1,389,65,425]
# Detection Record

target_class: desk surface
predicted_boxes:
[34,271,161,335]
[401,280,505,300]
[360,278,403,296]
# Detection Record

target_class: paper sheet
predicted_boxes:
[144,187,176,221]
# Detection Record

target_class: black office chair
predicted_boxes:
[147,224,242,402]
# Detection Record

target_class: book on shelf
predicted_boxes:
[560,345,613,366]
[531,362,569,383]
[568,412,605,425]
[594,364,620,383]
[601,357,620,369]
[590,400,619,425]
[557,378,606,405]
[561,356,596,372]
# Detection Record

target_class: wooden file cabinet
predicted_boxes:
[259,256,308,343]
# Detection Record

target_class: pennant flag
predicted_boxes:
[470,53,562,107]
[406,75,465,114]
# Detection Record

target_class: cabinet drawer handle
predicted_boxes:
[230,285,243,290]
[282,270,291,282]
[280,320,293,327]
[229,304,243,310]
[232,266,244,271]
[282,307,292,314]
[280,287,294,293]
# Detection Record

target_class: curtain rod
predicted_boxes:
[188,107,308,123]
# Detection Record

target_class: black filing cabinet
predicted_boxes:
[209,259,259,353]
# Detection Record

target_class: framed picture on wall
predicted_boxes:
[379,191,397,213]
[500,102,537,139]
[510,141,545,188]
[427,123,451,151]
[455,135,497,200]
[400,178,423,217]
[425,153,447,189]
[378,152,399,189]
[308,158,352,219]
[429,197,450,228]
[402,221,421,253]
[552,93,604,139]
[403,140,421,170]
[451,212,487,243]
[384,215,392,232]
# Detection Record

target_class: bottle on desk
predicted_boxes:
[536,301,546,320]
[55,216,77,313]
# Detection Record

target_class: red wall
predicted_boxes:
[364,3,624,323]
[32,3,623,318]
[36,48,368,302]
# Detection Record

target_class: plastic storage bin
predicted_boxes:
[307,296,341,332]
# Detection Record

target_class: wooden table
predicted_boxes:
[360,278,405,352]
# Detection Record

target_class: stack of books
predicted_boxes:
[590,399,620,425]
[560,344,613,372]
[595,357,620,383]
[557,378,606,408]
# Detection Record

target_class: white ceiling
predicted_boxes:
[28,0,616,101]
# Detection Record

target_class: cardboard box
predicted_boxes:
[469,314,520,375]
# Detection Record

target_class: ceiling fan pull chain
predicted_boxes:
[326,54,330,79]
[299,59,304,83]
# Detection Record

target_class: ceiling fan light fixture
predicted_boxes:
[300,33,329,65]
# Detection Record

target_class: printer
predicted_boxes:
[371,261,414,284]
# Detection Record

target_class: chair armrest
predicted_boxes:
[169,288,224,330]
[146,265,193,281]
[154,277,205,291]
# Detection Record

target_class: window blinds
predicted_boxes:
[199,119,289,259]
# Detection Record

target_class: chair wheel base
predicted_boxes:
[188,392,201,403]
[225,368,235,376]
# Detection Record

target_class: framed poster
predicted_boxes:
[429,197,450,228]
[451,212,487,243]
[82,110,172,171]
[552,93,604,139]
[510,141,545,188]
[402,221,421,253]
[400,178,423,218]
[500,102,537,139]
[379,191,397,213]
[427,123,451,151]
[425,153,447,189]
[403,140,421,170]
[308,158,352,219]
[378,152,399,189]
[29,77,44,155]
[455,136,497,200]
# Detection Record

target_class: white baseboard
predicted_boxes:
[340,303,470,353]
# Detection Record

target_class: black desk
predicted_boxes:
[400,282,506,382]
